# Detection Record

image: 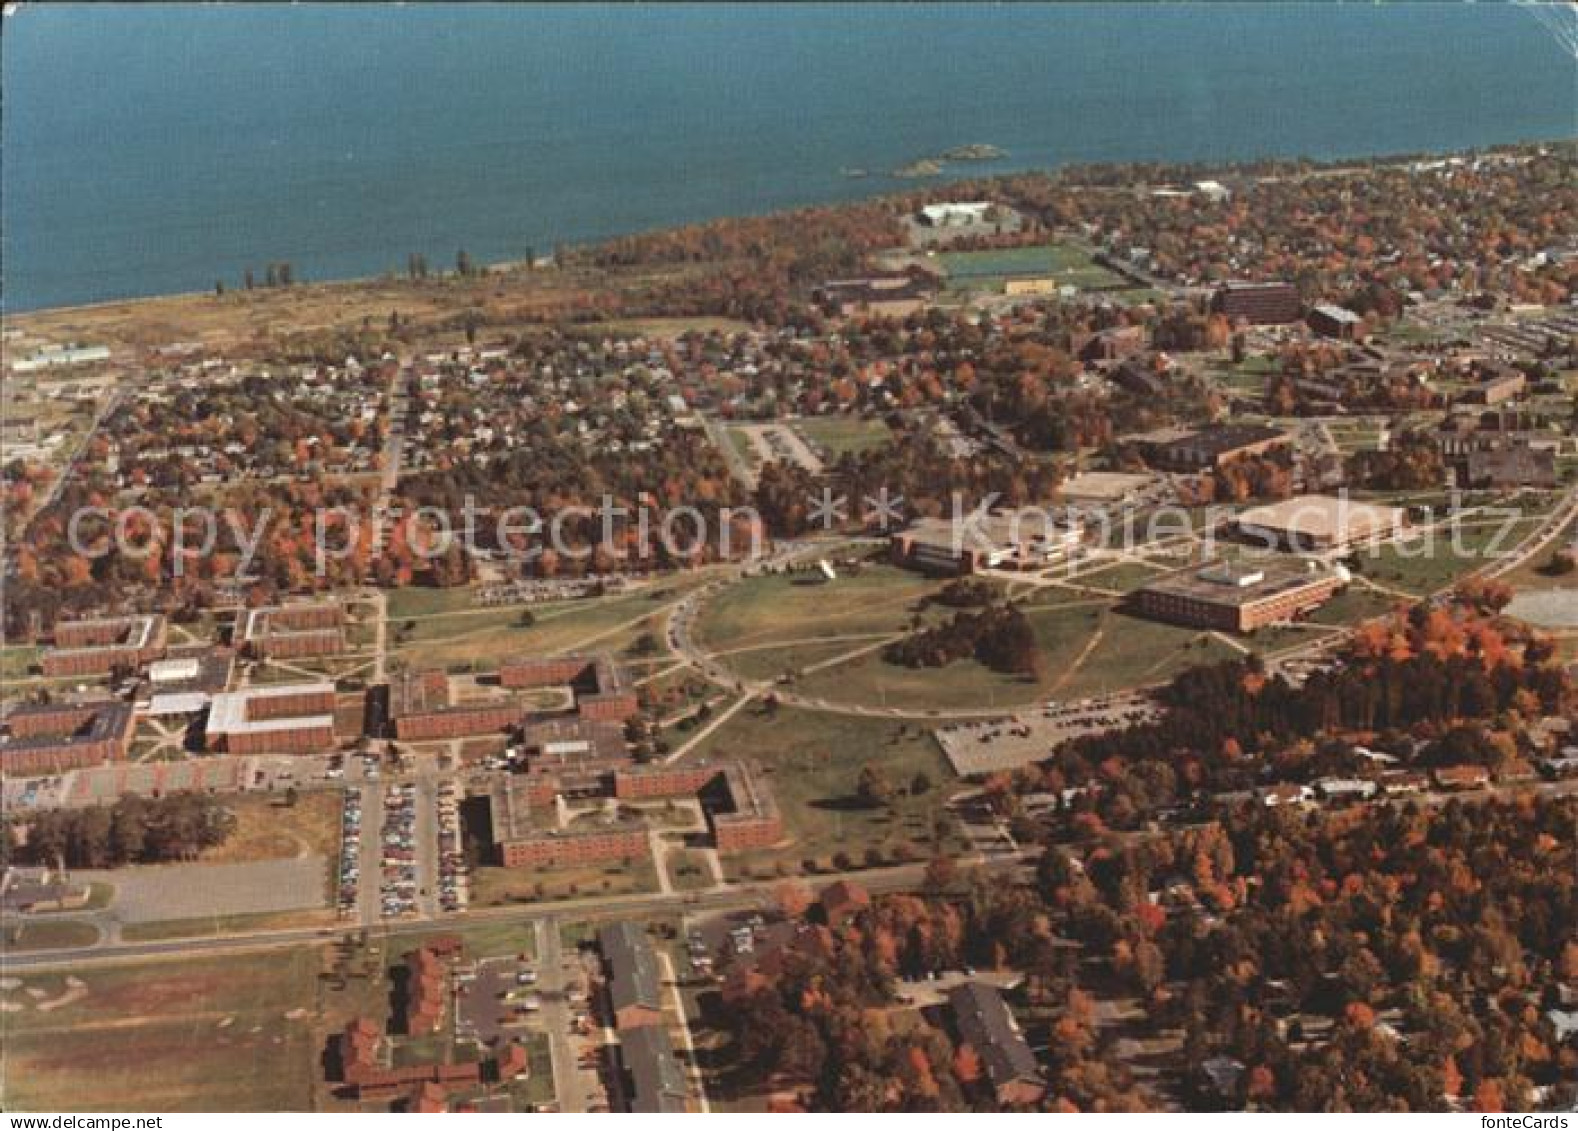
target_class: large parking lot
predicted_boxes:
[436,780,468,913]
[936,691,1159,776]
[379,782,418,918]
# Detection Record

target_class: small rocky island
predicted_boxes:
[891,143,1007,178]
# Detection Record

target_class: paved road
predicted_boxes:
[0,854,1027,971]
[535,919,592,1113]
[413,773,440,920]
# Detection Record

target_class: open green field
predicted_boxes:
[694,564,944,653]
[687,702,960,880]
[0,645,40,680]
[119,908,335,944]
[795,415,893,457]
[936,241,1127,293]
[1501,511,1578,593]
[715,639,879,683]
[1355,517,1549,596]
[777,599,1239,712]
[2,918,101,951]
[469,857,660,906]
[391,586,692,669]
[2,949,323,1111]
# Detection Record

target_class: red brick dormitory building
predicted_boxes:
[233,601,346,660]
[1,700,135,775]
[500,654,639,723]
[489,759,783,867]
[42,614,167,678]
[388,669,524,742]
[203,682,337,755]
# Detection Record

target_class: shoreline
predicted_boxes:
[4,137,1566,325]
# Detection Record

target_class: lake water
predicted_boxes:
[3,3,1573,312]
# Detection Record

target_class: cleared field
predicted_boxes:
[2,949,323,1111]
[795,415,892,457]
[203,790,342,864]
[694,565,943,653]
[687,702,959,878]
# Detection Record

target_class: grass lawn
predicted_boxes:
[693,565,943,653]
[687,702,959,878]
[795,415,892,457]
[937,241,1127,292]
[0,645,40,680]
[507,1031,557,1111]
[391,590,672,669]
[717,639,877,683]
[1,948,323,1111]
[468,858,659,906]
[1,918,101,951]
[1354,518,1549,596]
[724,426,760,466]
[1500,511,1578,592]
[385,585,481,620]
[1306,585,1403,626]
[388,920,536,961]
[1066,559,1171,593]
[119,908,336,943]
[667,847,717,892]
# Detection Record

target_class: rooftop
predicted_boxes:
[1141,561,1338,608]
[1236,494,1406,540]
[206,682,335,736]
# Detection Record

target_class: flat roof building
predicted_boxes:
[499,654,638,723]
[1213,281,1302,326]
[1308,303,1364,341]
[204,682,336,755]
[1133,561,1344,633]
[892,510,1085,575]
[1,700,134,775]
[1234,494,1407,552]
[1134,423,1292,472]
[389,669,524,741]
[233,601,346,660]
[43,614,166,678]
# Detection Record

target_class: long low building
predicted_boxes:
[492,759,782,865]
[1133,423,1292,472]
[892,510,1085,575]
[1,700,135,775]
[43,614,167,677]
[598,922,666,1030]
[204,682,337,755]
[499,654,639,722]
[1234,494,1407,553]
[947,982,1044,1106]
[389,669,524,741]
[1133,561,1344,633]
[233,601,346,660]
